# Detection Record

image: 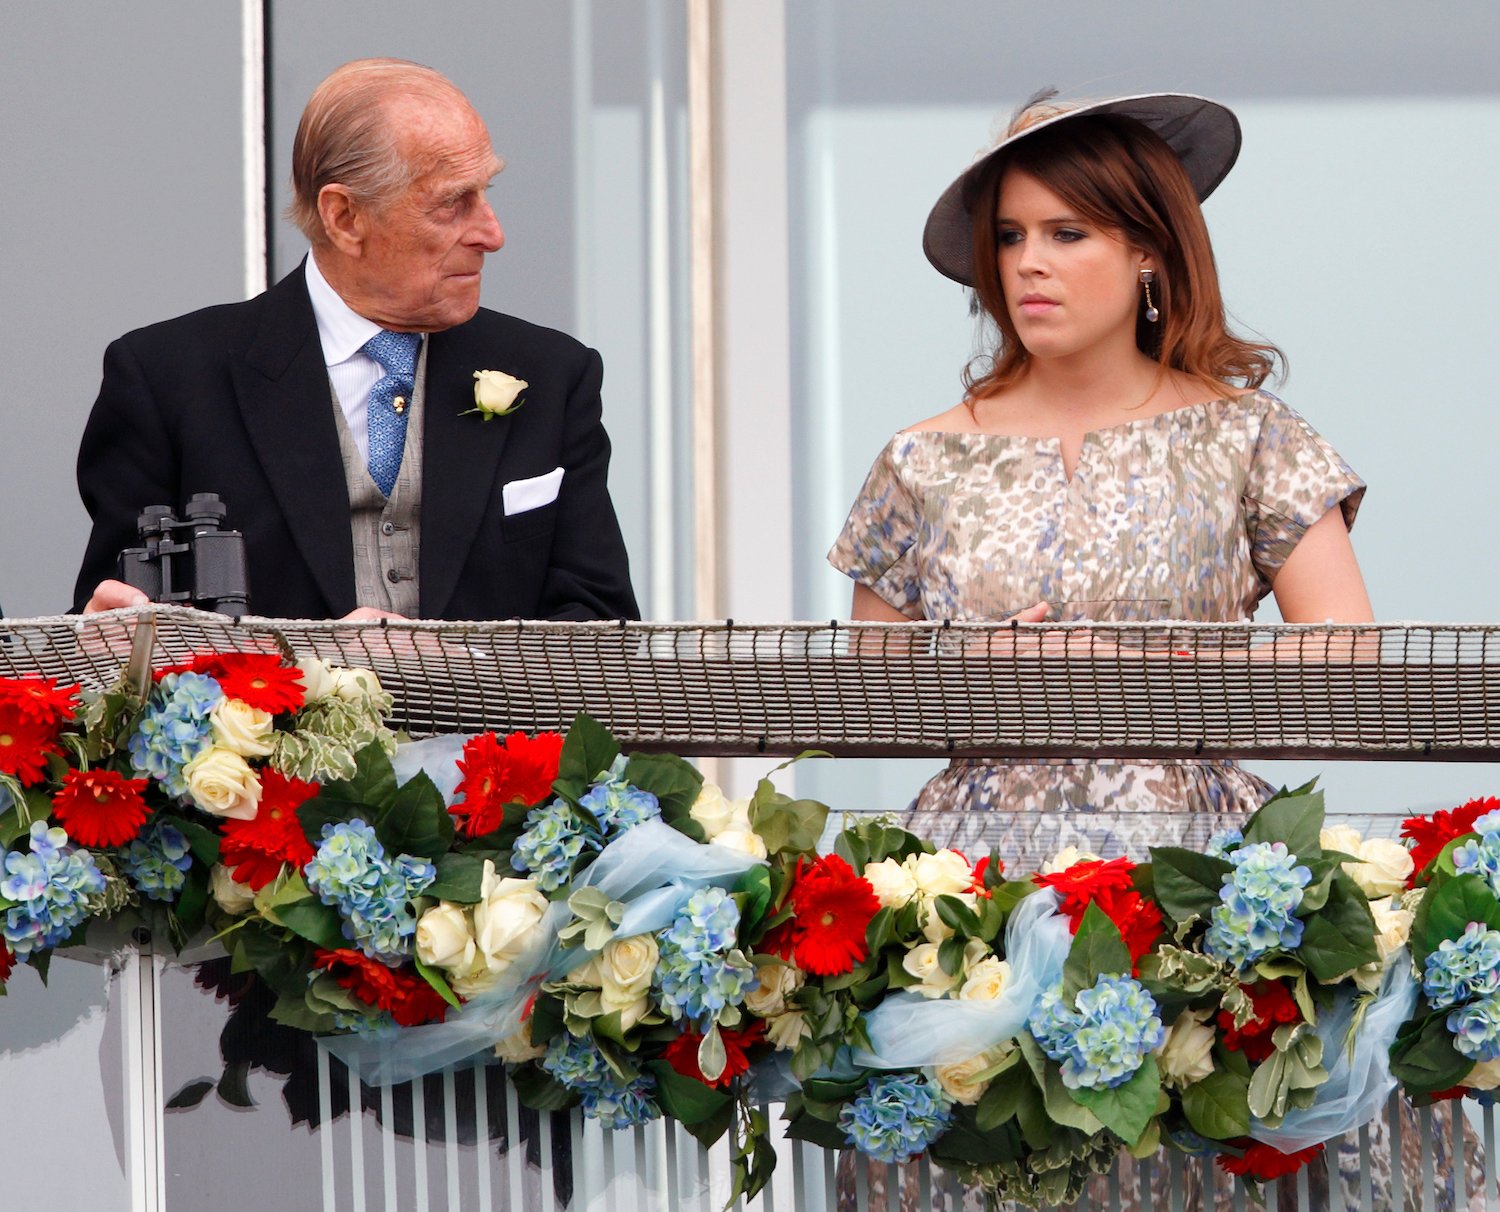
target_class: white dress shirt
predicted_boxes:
[304,253,425,465]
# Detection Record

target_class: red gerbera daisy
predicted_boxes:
[450,731,564,837]
[1034,857,1162,968]
[1219,979,1302,1063]
[0,675,78,728]
[207,653,306,714]
[663,1020,767,1088]
[52,768,152,848]
[311,948,449,1027]
[0,943,14,985]
[785,854,881,976]
[1402,797,1499,885]
[0,713,64,785]
[1216,1140,1323,1180]
[218,768,320,889]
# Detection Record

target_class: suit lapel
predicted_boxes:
[420,321,511,617]
[230,265,357,614]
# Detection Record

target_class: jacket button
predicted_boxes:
[381,521,395,536]
[386,569,400,583]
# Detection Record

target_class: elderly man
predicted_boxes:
[75,58,637,622]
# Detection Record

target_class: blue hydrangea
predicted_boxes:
[1205,828,1243,859]
[1,822,106,959]
[838,1071,954,1163]
[1451,832,1500,898]
[1423,922,1500,1009]
[1448,992,1500,1062]
[512,799,597,891]
[579,755,661,837]
[1029,973,1165,1090]
[120,821,193,902]
[127,672,222,797]
[653,887,757,1025]
[303,820,436,962]
[542,1031,660,1129]
[1202,841,1312,971]
[1474,810,1500,834]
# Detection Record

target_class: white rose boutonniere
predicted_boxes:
[469,369,528,418]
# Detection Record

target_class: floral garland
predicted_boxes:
[2,663,1498,1207]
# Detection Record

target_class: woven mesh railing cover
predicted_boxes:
[4,606,1499,759]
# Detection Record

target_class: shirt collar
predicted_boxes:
[304,251,385,367]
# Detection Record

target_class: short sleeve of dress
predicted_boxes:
[827,438,925,619]
[1243,394,1367,587]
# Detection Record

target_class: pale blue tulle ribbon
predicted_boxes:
[323,737,762,1085]
[850,887,1071,1068]
[1249,948,1420,1151]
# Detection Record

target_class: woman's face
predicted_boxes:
[995,168,1149,364]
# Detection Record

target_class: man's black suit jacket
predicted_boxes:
[74,265,639,621]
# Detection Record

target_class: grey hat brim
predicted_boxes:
[922,92,1241,287]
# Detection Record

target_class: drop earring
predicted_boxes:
[1140,268,1159,323]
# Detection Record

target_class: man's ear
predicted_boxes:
[317,184,365,257]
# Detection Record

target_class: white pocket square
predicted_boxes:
[503,466,564,515]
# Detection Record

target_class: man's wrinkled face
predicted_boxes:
[355,94,505,332]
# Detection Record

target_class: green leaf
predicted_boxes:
[1298,872,1379,982]
[783,1104,850,1150]
[268,990,337,1032]
[413,956,462,1010]
[171,867,210,941]
[733,864,773,932]
[509,1063,576,1111]
[643,1060,733,1141]
[272,898,346,951]
[1071,1056,1161,1146]
[975,1068,1029,1130]
[1422,873,1500,952]
[1391,1010,1474,1096]
[1242,787,1324,856]
[301,740,399,829]
[935,894,982,937]
[428,852,491,903]
[1180,1067,1251,1140]
[556,713,620,789]
[621,752,703,821]
[1063,902,1133,996]
[747,780,829,857]
[1149,847,1231,925]
[375,770,455,860]
[928,1104,1012,1164]
[171,816,222,867]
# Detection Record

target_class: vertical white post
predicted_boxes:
[121,943,165,1212]
[240,0,267,299]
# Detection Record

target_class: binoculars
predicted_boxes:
[117,493,250,618]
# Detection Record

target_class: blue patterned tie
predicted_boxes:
[362,330,422,496]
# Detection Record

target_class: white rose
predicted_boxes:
[907,850,975,897]
[713,828,769,860]
[600,934,658,1008]
[690,783,735,839]
[494,1020,547,1064]
[1321,827,1414,899]
[919,891,977,943]
[959,956,1012,1001]
[566,954,604,987]
[472,369,528,416]
[766,1010,812,1051]
[473,865,549,976]
[416,902,479,974]
[1349,838,1414,900]
[1370,896,1414,962]
[1041,844,1102,875]
[209,864,256,915]
[1462,1056,1500,1090]
[863,857,918,909]
[745,956,803,1018]
[295,657,339,703]
[903,942,959,998]
[933,1049,1005,1105]
[184,747,263,820]
[331,667,384,702]
[209,697,276,758]
[1156,1008,1217,1089]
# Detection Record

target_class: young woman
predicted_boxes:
[830,91,1371,852]
[828,92,1482,1211]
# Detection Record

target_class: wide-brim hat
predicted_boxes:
[922,92,1241,286]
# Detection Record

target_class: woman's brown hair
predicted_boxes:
[963,107,1282,402]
